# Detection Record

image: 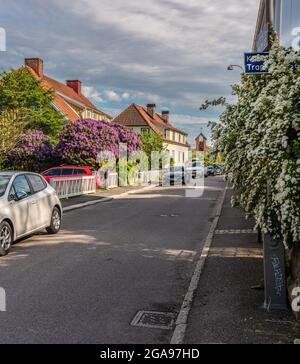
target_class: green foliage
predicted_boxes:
[0,109,28,168]
[0,68,65,137]
[140,130,165,167]
[208,40,300,247]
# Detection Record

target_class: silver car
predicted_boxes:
[0,172,62,256]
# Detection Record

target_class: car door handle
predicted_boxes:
[29,200,38,205]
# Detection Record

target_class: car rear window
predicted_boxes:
[27,174,47,193]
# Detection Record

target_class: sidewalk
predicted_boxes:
[184,186,300,344]
[61,185,151,210]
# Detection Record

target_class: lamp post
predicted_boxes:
[227,64,244,72]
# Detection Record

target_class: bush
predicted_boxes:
[210,39,300,248]
[55,119,141,168]
[6,129,54,172]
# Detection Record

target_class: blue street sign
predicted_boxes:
[244,52,269,74]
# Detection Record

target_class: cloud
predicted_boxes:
[171,114,220,126]
[104,90,122,102]
[82,86,104,103]
[122,92,130,100]
[0,0,260,141]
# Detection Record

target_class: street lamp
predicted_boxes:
[227,64,244,72]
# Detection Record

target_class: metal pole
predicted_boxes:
[262,181,288,310]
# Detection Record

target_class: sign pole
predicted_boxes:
[262,181,288,310]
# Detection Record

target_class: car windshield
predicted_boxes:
[0,176,11,197]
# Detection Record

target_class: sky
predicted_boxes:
[0,0,260,146]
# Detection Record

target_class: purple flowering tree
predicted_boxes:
[112,123,142,154]
[55,119,141,168]
[7,129,54,172]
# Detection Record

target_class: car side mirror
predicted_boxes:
[16,191,28,200]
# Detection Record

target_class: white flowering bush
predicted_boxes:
[212,40,300,248]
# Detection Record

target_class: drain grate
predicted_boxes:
[131,311,175,330]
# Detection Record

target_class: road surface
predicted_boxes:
[0,177,225,344]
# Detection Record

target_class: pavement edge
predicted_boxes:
[63,184,155,213]
[170,182,228,344]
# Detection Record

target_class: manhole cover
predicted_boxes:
[131,311,175,330]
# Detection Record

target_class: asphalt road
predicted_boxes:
[0,177,225,344]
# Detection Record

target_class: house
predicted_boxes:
[195,132,210,155]
[24,58,111,122]
[113,103,190,165]
[253,0,300,51]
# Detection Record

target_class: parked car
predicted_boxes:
[162,166,190,186]
[0,172,62,256]
[214,164,225,175]
[41,166,101,188]
[206,166,216,176]
[186,160,208,179]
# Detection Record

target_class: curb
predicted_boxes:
[63,197,113,213]
[170,182,228,345]
[62,184,156,213]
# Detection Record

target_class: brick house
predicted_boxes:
[24,58,111,122]
[113,103,190,165]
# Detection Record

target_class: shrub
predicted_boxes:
[55,119,141,168]
[6,129,54,172]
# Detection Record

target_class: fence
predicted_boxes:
[50,176,96,199]
[105,173,118,189]
[140,170,160,185]
[128,170,160,186]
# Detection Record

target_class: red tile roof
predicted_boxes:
[25,65,111,122]
[113,103,189,146]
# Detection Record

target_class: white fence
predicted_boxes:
[50,176,96,199]
[104,173,118,189]
[140,170,160,185]
[128,170,160,186]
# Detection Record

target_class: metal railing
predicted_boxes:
[50,176,96,199]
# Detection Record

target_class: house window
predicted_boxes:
[141,128,150,134]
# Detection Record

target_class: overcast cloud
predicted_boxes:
[0,0,260,145]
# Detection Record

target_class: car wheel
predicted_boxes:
[46,207,61,235]
[0,221,13,257]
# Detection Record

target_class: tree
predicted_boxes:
[205,39,300,310]
[206,38,300,245]
[0,68,65,137]
[140,130,165,167]
[0,109,28,168]
[55,119,141,168]
[111,123,142,153]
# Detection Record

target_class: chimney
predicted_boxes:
[162,110,170,123]
[66,80,82,95]
[147,104,156,117]
[25,58,44,77]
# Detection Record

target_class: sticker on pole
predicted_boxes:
[244,52,269,74]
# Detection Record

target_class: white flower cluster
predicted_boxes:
[216,41,300,248]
